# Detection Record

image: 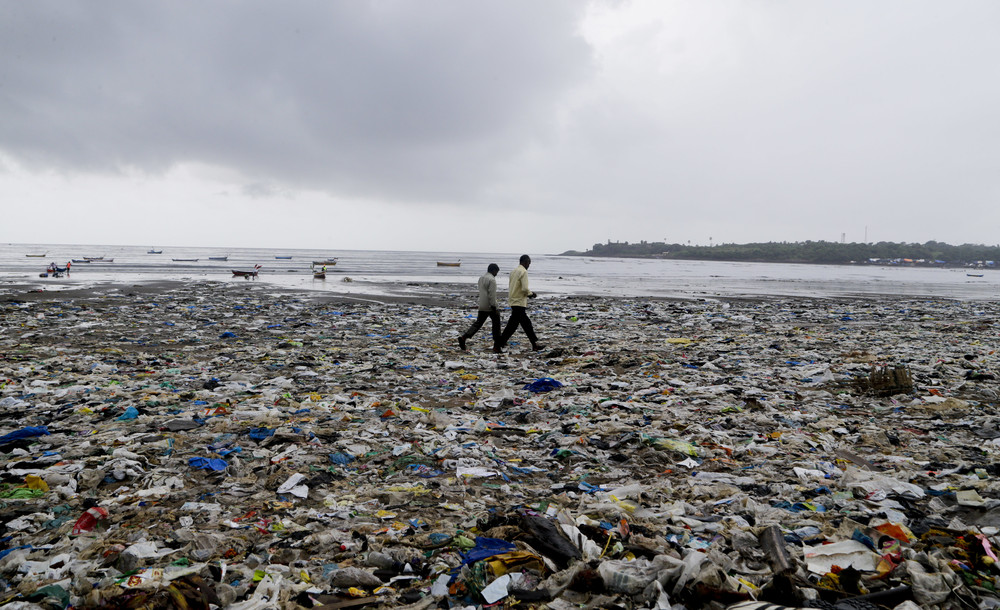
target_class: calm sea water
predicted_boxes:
[1,242,996,300]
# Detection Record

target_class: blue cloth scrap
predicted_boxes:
[0,427,50,445]
[188,457,228,471]
[523,378,563,393]
[219,331,237,339]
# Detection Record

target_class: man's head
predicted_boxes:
[487,263,499,276]
[519,254,531,269]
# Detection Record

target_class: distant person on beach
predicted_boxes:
[494,254,545,353]
[458,263,501,350]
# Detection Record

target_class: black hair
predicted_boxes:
[487,263,499,273]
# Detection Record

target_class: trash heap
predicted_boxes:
[1,282,1000,609]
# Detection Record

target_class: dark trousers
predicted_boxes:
[462,309,501,343]
[497,306,537,347]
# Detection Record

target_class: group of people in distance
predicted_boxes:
[458,254,545,354]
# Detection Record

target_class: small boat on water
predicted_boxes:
[968,273,985,277]
[83,256,106,261]
[88,258,114,263]
[147,249,163,254]
[312,259,338,266]
[208,256,229,261]
[172,258,199,262]
[436,261,461,267]
[71,259,91,263]
[25,253,48,257]
[275,256,293,260]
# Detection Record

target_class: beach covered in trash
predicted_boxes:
[1,279,1000,609]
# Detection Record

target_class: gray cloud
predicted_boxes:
[0,1,591,203]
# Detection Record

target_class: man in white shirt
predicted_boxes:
[458,263,501,350]
[494,254,545,353]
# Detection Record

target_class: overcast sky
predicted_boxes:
[2,1,998,253]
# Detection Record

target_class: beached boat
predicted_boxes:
[968,273,985,277]
[436,261,461,267]
[87,258,114,263]
[311,260,338,266]
[25,253,48,258]
[313,271,326,279]
[232,265,261,280]
[208,256,229,261]
[147,249,162,254]
[172,258,199,262]
[71,259,91,263]
[83,256,106,261]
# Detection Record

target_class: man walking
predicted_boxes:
[458,263,501,350]
[494,255,544,353]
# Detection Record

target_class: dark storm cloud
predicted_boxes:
[0,1,591,201]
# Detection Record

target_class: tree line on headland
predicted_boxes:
[560,240,1000,267]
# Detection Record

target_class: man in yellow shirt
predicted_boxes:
[494,254,545,353]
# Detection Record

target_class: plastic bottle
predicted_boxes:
[72,506,109,535]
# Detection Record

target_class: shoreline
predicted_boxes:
[0,276,985,306]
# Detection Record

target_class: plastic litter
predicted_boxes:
[0,285,999,608]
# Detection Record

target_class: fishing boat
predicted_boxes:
[311,259,338,266]
[313,271,326,279]
[208,256,229,261]
[232,265,261,280]
[70,259,91,263]
[25,253,48,258]
[274,256,293,260]
[968,273,985,277]
[172,258,199,262]
[88,258,114,263]
[83,256,106,261]
[147,249,162,254]
[436,261,461,267]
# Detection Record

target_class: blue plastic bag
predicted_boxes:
[0,427,50,445]
[523,378,563,393]
[188,457,228,471]
[117,407,139,421]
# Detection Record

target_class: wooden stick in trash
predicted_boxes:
[759,525,794,575]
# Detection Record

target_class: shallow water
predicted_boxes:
[1,242,996,300]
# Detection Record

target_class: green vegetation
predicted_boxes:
[560,240,1000,266]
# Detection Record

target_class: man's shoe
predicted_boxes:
[492,345,504,354]
[531,343,546,352]
[458,336,467,351]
